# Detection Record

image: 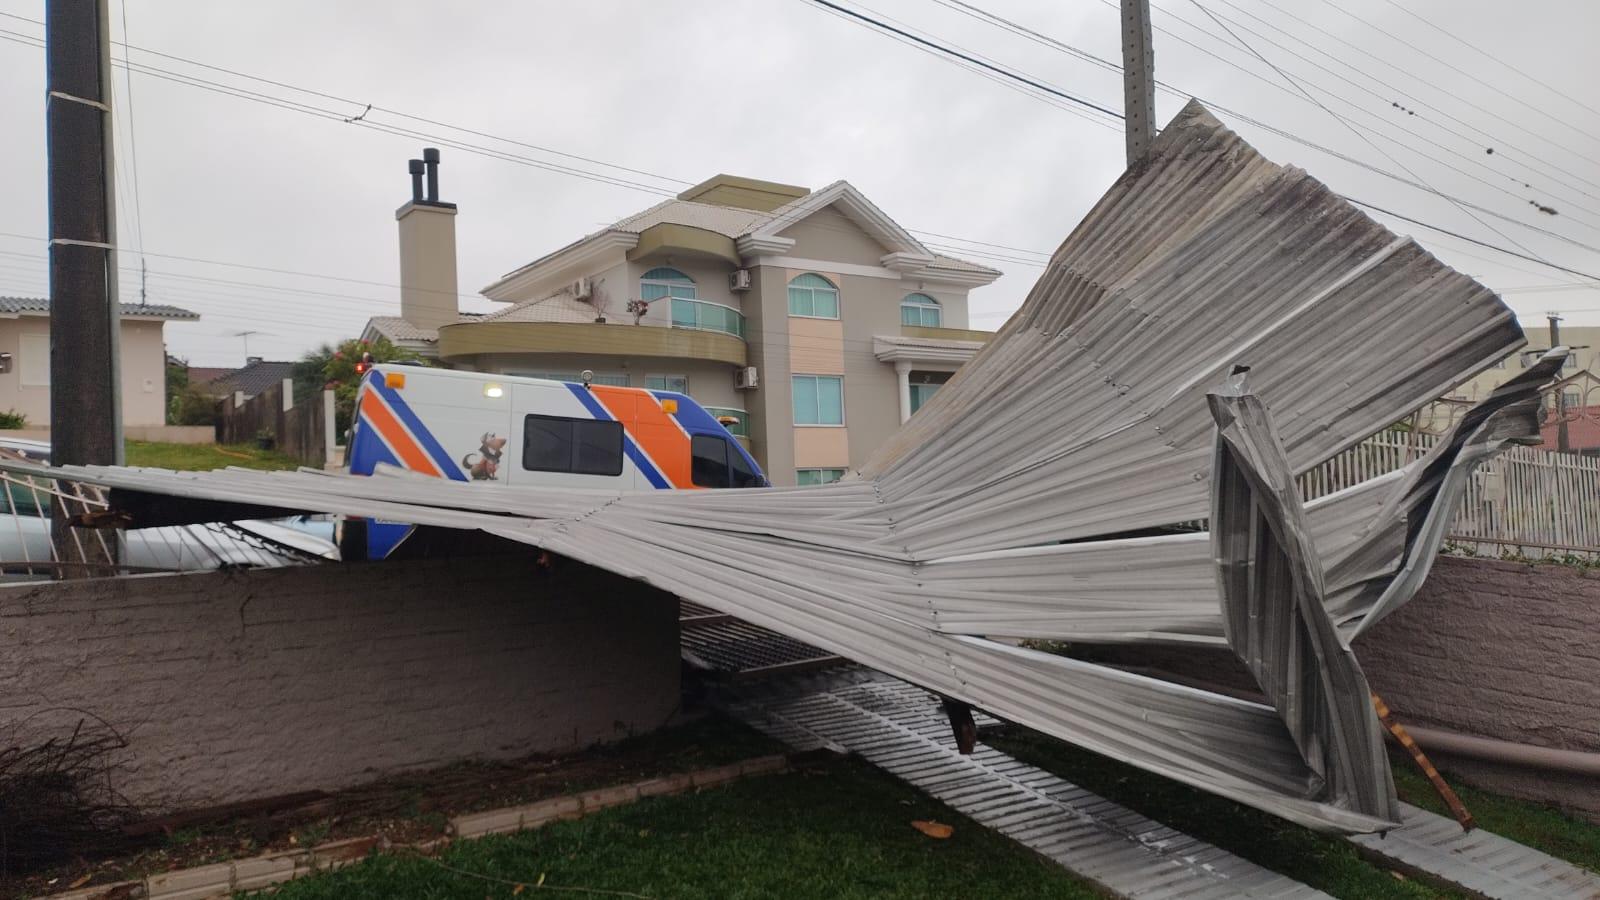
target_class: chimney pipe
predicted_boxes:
[408,159,425,204]
[423,147,441,203]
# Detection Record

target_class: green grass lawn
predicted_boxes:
[1390,765,1600,875]
[246,717,1600,900]
[124,440,303,472]
[249,756,1101,900]
[990,728,1600,899]
[988,730,1455,899]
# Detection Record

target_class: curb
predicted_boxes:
[49,754,791,899]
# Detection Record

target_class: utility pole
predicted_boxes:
[1121,0,1157,167]
[1550,313,1570,452]
[47,0,123,467]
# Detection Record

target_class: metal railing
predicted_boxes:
[1302,430,1600,559]
[670,298,745,340]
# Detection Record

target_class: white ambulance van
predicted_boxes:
[343,365,766,558]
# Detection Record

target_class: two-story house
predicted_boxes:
[365,160,1000,485]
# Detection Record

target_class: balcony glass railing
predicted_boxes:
[704,407,749,437]
[671,298,745,340]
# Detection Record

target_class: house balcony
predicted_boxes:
[671,298,746,340]
[436,319,747,367]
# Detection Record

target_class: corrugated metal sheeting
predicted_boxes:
[6,101,1559,834]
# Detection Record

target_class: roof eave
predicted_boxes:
[482,230,640,301]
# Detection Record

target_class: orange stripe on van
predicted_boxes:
[590,385,695,488]
[362,392,442,477]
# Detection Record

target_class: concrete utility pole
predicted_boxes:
[47,0,123,467]
[1550,313,1570,452]
[1121,0,1157,167]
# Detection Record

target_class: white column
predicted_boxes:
[894,360,914,424]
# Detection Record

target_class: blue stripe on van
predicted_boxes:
[369,376,468,481]
[651,390,766,484]
[563,383,670,490]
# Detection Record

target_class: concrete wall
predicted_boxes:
[0,315,169,427]
[1358,556,1600,822]
[0,554,680,812]
[1081,555,1600,823]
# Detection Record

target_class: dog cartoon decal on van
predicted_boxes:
[462,433,507,480]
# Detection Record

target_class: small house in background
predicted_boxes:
[197,357,298,402]
[0,296,197,427]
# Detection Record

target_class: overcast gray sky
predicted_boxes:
[1,0,1596,366]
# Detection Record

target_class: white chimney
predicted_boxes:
[396,148,460,332]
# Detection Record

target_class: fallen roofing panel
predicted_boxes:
[7,100,1556,834]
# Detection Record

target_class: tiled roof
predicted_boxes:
[477,292,601,324]
[610,199,772,238]
[365,313,484,344]
[210,360,297,398]
[186,366,234,386]
[928,253,1002,276]
[0,295,199,320]
[366,315,440,343]
[496,183,995,286]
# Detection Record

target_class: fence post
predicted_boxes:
[323,388,338,468]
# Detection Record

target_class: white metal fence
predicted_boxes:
[1301,430,1600,559]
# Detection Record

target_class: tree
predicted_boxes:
[296,336,426,443]
[165,355,217,426]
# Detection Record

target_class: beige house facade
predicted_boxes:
[0,297,197,427]
[1449,324,1594,400]
[366,165,1000,485]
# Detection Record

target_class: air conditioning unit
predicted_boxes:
[570,277,592,299]
[734,366,759,391]
[729,269,753,292]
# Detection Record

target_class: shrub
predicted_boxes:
[168,382,218,427]
[0,409,27,429]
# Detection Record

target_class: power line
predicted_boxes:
[807,1,1123,133]
[1371,0,1600,122]
[1176,0,1600,225]
[1348,199,1600,283]
[5,7,1594,323]
[917,0,1600,270]
[1126,0,1600,232]
[1187,0,1548,261]
[115,0,147,307]
[1312,0,1600,150]
[0,21,1040,277]
[1219,0,1600,199]
[802,0,1123,120]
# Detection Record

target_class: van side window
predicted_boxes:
[691,434,730,488]
[523,415,624,476]
[728,444,762,488]
[690,434,764,488]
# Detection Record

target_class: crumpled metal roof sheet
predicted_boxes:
[8,101,1547,834]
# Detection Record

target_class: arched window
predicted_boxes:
[787,273,840,319]
[901,293,941,327]
[640,267,696,302]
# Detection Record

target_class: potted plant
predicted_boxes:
[254,427,276,450]
[588,278,611,323]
